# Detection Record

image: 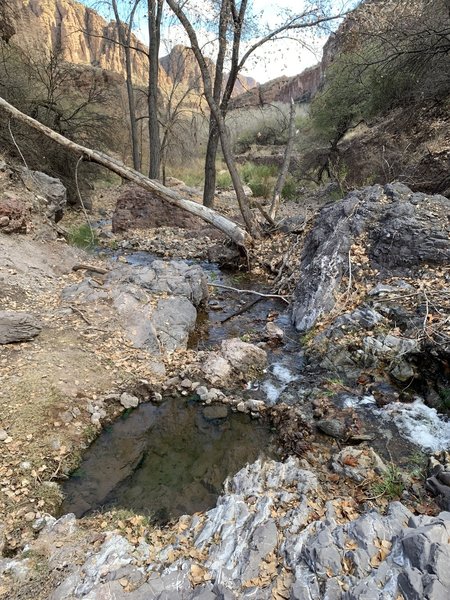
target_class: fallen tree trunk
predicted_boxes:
[0,96,252,248]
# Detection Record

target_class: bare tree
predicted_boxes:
[166,0,261,236]
[147,0,164,179]
[158,46,203,183]
[270,97,296,220]
[190,0,349,208]
[111,0,142,171]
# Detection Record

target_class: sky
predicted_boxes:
[83,1,350,84]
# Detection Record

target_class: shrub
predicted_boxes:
[216,170,232,189]
[370,464,404,500]
[68,223,97,249]
[281,176,297,200]
[240,162,277,198]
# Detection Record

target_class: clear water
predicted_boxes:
[60,397,276,522]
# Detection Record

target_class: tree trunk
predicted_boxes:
[270,97,296,220]
[111,0,140,171]
[203,122,220,208]
[0,96,251,248]
[124,43,140,171]
[202,0,228,209]
[147,0,162,179]
[166,0,260,238]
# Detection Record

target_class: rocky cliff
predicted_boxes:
[6,0,257,95]
[160,44,257,98]
[231,64,322,108]
[7,0,151,85]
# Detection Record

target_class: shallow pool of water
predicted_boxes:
[60,398,276,522]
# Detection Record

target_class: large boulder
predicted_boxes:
[20,169,67,222]
[24,458,450,599]
[292,183,450,332]
[112,185,205,233]
[62,260,208,353]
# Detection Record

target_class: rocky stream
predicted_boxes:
[1,163,450,600]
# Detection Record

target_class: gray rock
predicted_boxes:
[7,455,450,600]
[151,296,197,352]
[203,405,228,420]
[424,578,449,600]
[266,321,284,340]
[0,311,41,344]
[332,447,387,484]
[221,338,267,372]
[62,260,203,353]
[292,183,450,331]
[20,169,67,222]
[279,215,305,233]
[316,419,347,439]
[398,566,424,600]
[202,353,232,385]
[196,386,209,401]
[120,393,139,409]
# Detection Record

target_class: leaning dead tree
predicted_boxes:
[0,96,251,248]
[270,98,297,220]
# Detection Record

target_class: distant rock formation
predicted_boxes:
[160,44,257,98]
[7,0,150,84]
[6,0,257,96]
[231,64,322,108]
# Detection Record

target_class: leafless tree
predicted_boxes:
[111,0,142,170]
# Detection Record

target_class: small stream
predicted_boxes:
[62,248,450,520]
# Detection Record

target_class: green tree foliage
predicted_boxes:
[311,0,450,144]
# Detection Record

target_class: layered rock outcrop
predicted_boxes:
[292,183,450,394]
[8,0,151,85]
[3,457,450,599]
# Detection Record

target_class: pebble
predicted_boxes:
[91,412,102,425]
[0,429,8,441]
[196,386,209,401]
[317,419,347,440]
[266,322,284,340]
[120,392,139,409]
